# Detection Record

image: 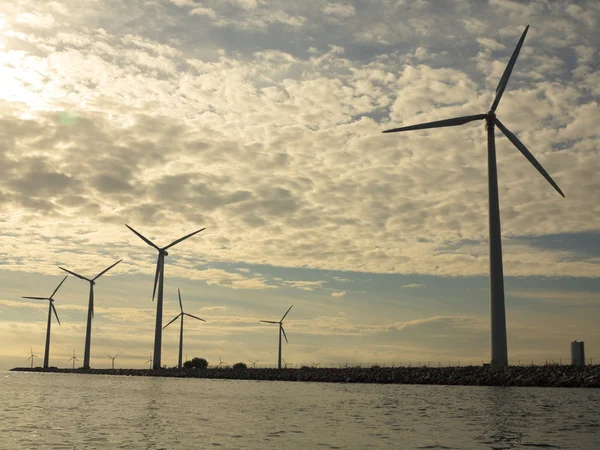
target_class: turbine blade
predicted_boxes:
[125,224,159,250]
[26,356,32,362]
[490,25,529,113]
[382,114,486,133]
[22,296,50,300]
[93,259,122,281]
[280,304,293,322]
[52,303,61,326]
[281,326,289,343]
[184,313,206,322]
[50,275,68,299]
[495,118,565,197]
[59,267,90,282]
[152,254,162,302]
[164,228,206,250]
[178,288,183,312]
[260,320,279,324]
[163,313,182,329]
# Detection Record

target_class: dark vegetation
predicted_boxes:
[11,364,600,388]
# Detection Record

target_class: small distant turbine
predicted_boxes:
[26,348,38,369]
[216,356,227,368]
[260,305,293,369]
[248,359,259,368]
[107,353,119,369]
[163,289,206,369]
[68,350,79,369]
[382,26,564,366]
[282,359,290,369]
[145,356,153,369]
[59,260,122,369]
[311,361,322,368]
[22,275,68,369]
[126,225,205,369]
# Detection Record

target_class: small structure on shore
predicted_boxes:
[571,341,585,367]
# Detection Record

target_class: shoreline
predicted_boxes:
[10,365,600,388]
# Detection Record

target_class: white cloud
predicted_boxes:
[401,284,426,289]
[330,291,346,297]
[323,3,356,18]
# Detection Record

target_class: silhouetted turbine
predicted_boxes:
[22,276,67,369]
[26,348,37,369]
[107,353,119,369]
[163,289,205,369]
[260,305,293,369]
[59,260,122,369]
[146,356,153,369]
[68,349,79,369]
[126,225,205,369]
[383,26,564,366]
[248,359,259,368]
[216,356,227,368]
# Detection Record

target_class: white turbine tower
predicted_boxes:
[22,275,68,369]
[163,289,206,369]
[260,305,293,369]
[59,260,122,369]
[383,26,564,366]
[125,225,205,369]
[26,348,38,369]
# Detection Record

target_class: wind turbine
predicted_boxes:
[216,356,227,368]
[311,361,322,368]
[68,350,79,369]
[59,260,122,369]
[382,26,564,366]
[107,353,119,369]
[145,356,153,369]
[260,305,293,369]
[22,275,68,369]
[163,289,206,369]
[126,225,205,369]
[26,348,37,368]
[248,359,259,368]
[282,359,290,369]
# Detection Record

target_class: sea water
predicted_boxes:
[1,371,599,449]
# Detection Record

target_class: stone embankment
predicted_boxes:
[11,365,600,388]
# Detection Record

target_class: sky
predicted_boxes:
[0,0,599,370]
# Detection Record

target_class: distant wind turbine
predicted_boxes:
[107,353,119,369]
[282,359,290,369]
[260,305,293,369]
[163,289,206,369]
[216,356,227,368]
[22,275,68,369]
[248,359,259,368]
[146,356,153,369]
[59,260,122,369]
[383,25,564,366]
[26,348,37,369]
[311,361,322,368]
[68,350,79,369]
[126,225,205,369]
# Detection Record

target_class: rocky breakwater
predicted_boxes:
[11,365,600,387]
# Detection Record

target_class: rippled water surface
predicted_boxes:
[2,372,600,449]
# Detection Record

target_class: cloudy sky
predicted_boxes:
[0,0,598,370]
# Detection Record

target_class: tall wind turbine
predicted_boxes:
[126,225,205,369]
[26,348,37,368]
[383,26,564,366]
[68,350,79,369]
[22,276,68,369]
[248,359,259,368]
[59,260,122,369]
[260,305,293,369]
[163,289,206,369]
[107,353,119,369]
